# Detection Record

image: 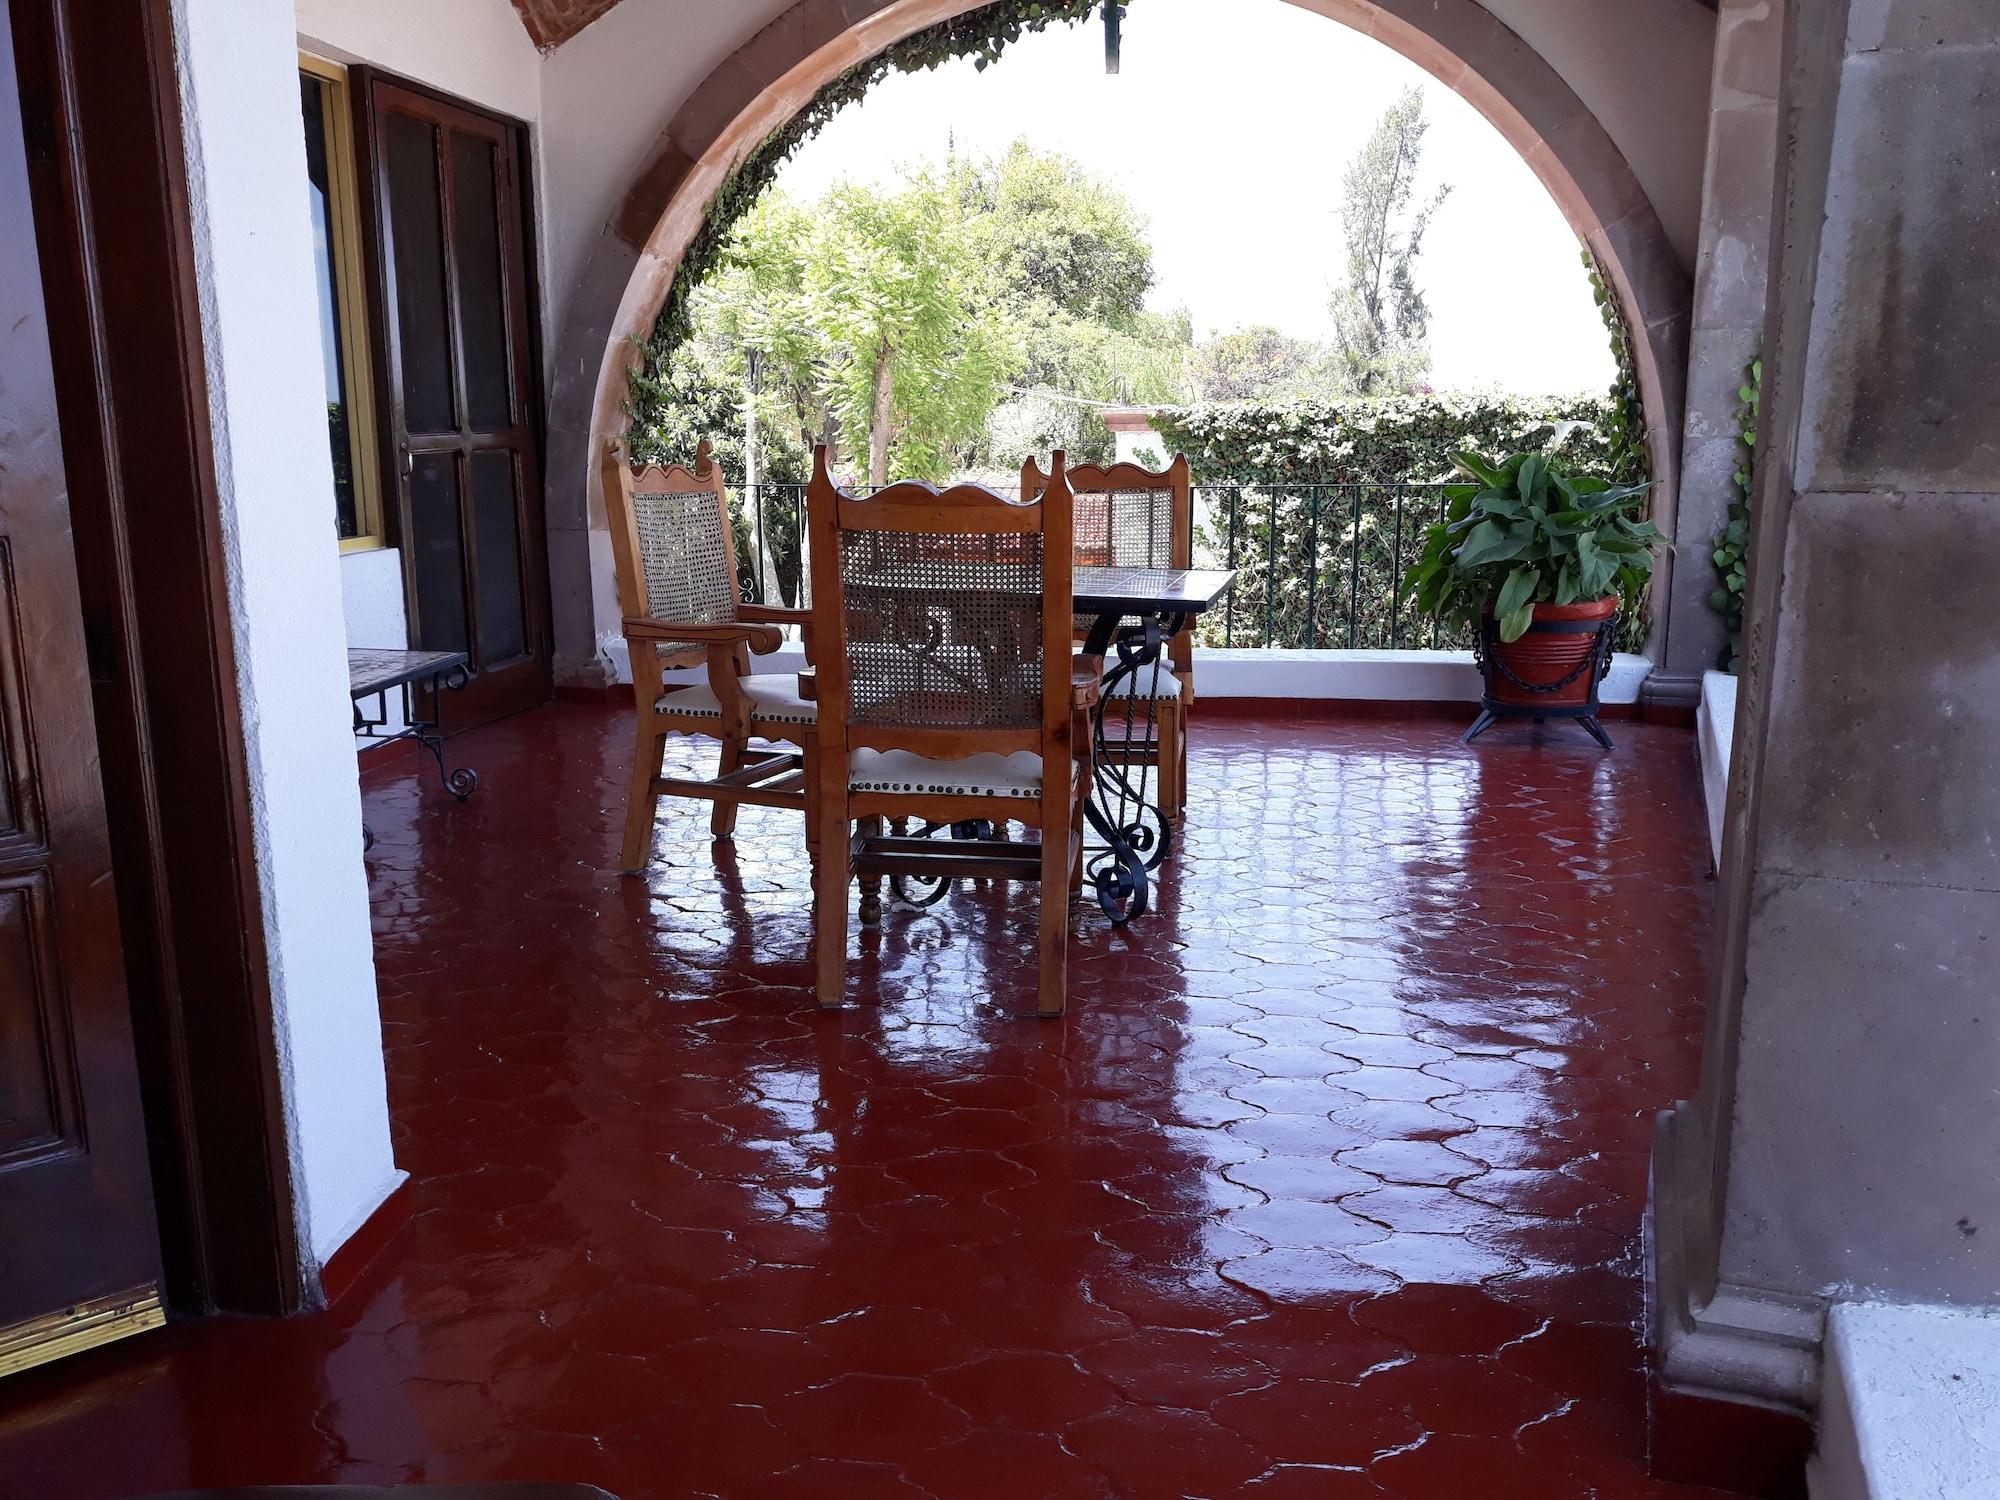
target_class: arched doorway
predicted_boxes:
[543,0,1691,685]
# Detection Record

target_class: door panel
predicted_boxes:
[0,0,165,1369]
[470,450,527,664]
[365,77,548,727]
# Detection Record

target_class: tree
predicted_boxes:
[1186,325,1344,403]
[809,176,1021,483]
[1329,86,1450,395]
[955,139,1156,330]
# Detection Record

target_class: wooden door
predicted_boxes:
[362,77,549,728]
[0,0,165,1374]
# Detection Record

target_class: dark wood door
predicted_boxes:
[364,78,549,728]
[0,0,164,1370]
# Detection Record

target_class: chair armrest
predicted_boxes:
[738,603,815,663]
[1071,653,1104,712]
[623,616,784,654]
[736,605,811,627]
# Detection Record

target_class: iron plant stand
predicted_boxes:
[1463,614,1617,750]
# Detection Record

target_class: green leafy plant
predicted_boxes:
[633,0,1106,414]
[1403,447,1665,643]
[1709,351,1760,672]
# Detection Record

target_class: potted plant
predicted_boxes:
[1403,447,1665,747]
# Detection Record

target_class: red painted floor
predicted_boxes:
[0,703,1735,1500]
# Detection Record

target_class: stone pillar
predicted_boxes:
[1649,0,2000,1472]
[1649,0,1783,705]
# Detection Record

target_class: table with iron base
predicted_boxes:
[875,567,1234,927]
[1073,566,1235,923]
[348,648,478,849]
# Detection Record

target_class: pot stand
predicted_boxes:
[1463,613,1617,749]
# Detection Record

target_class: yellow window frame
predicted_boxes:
[300,52,386,554]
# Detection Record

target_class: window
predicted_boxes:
[299,55,385,551]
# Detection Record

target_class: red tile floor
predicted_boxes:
[0,703,1740,1500]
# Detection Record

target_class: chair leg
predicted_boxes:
[801,735,821,861]
[710,730,747,838]
[1037,821,1070,1018]
[620,724,667,873]
[1155,703,1184,824]
[814,804,850,1007]
[858,815,885,924]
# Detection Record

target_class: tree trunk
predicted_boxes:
[868,343,895,487]
[741,352,783,605]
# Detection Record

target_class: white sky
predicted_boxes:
[777,0,1615,396]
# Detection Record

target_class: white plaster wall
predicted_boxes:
[295,0,541,122]
[643,642,1654,705]
[536,0,796,353]
[175,0,403,1271]
[342,547,412,740]
[341,547,409,651]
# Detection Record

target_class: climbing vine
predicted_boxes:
[629,0,1114,452]
[1710,351,1760,672]
[1581,246,1655,653]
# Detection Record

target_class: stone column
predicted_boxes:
[1649,0,2000,1467]
[1649,0,1783,706]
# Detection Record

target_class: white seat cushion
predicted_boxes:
[1103,664,1185,700]
[655,676,816,726]
[849,747,1057,799]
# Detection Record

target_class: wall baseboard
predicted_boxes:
[317,1176,413,1307]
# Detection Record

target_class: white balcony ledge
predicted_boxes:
[633,641,1654,707]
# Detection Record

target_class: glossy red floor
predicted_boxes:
[0,702,1735,1500]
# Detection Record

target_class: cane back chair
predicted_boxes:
[602,438,817,872]
[806,446,1100,1016]
[1023,453,1195,821]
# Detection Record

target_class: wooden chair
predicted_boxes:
[1022,453,1195,822]
[601,439,816,872]
[806,446,1100,1016]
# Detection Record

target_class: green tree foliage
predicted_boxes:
[634,175,1019,489]
[1329,87,1449,395]
[953,142,1190,466]
[810,176,1021,483]
[1185,325,1346,404]
[1149,393,1624,486]
[956,139,1154,327]
[1710,352,1760,671]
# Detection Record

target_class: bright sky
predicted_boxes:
[777,0,1615,396]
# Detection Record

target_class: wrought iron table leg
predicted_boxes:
[404,668,479,800]
[1079,610,1184,925]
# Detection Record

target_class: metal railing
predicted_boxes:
[731,481,1467,652]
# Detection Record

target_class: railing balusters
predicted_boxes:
[1347,484,1364,649]
[1216,494,1232,652]
[1263,486,1278,650]
[746,478,1452,651]
[1305,485,1319,651]
[1390,486,1406,651]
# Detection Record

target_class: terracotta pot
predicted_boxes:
[1480,596,1617,710]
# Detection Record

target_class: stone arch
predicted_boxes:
[544,0,1691,683]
